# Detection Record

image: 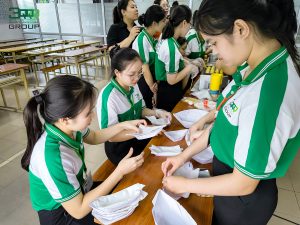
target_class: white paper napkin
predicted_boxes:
[173,109,208,128]
[130,125,165,140]
[152,189,197,225]
[192,146,214,164]
[172,162,200,199]
[164,129,188,142]
[191,89,212,100]
[146,116,170,126]
[90,183,148,225]
[149,145,182,156]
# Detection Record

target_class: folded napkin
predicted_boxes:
[174,109,208,128]
[172,162,200,199]
[152,189,197,225]
[149,145,182,156]
[90,183,147,225]
[130,125,165,140]
[146,115,170,126]
[164,129,188,142]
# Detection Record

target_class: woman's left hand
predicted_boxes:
[162,176,187,194]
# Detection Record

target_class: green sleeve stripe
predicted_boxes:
[245,61,288,172]
[138,34,147,63]
[55,188,81,203]
[235,162,270,179]
[100,84,114,129]
[168,39,176,73]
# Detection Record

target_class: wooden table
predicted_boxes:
[0,63,29,111]
[0,37,37,44]
[0,38,57,49]
[93,93,213,225]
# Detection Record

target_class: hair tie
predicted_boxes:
[32,89,43,105]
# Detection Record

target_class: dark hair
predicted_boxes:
[154,0,168,5]
[21,76,97,171]
[172,1,179,7]
[177,37,187,46]
[196,0,300,74]
[162,5,192,39]
[111,48,141,76]
[113,0,131,24]
[138,5,165,27]
[192,10,198,27]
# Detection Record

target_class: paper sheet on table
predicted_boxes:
[192,146,214,164]
[191,89,212,100]
[152,189,197,225]
[174,109,208,128]
[149,145,182,156]
[172,162,199,199]
[146,116,170,126]
[90,183,148,225]
[130,125,165,140]
[164,129,188,142]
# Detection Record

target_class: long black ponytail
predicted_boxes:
[162,5,191,40]
[196,0,300,75]
[21,76,97,171]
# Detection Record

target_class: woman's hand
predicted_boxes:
[115,148,144,176]
[162,176,187,194]
[120,120,147,133]
[161,154,186,177]
[129,26,140,41]
[155,109,172,122]
[150,82,158,93]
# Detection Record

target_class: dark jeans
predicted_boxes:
[212,156,278,225]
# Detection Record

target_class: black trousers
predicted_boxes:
[212,156,278,225]
[156,81,183,112]
[138,76,154,109]
[105,138,150,165]
[37,182,103,225]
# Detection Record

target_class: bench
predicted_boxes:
[92,159,116,182]
[41,63,67,82]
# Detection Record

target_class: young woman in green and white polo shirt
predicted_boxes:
[162,0,300,224]
[155,5,199,111]
[132,5,166,108]
[97,48,172,165]
[21,75,146,225]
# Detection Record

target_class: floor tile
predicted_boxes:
[277,172,294,191]
[288,154,300,174]
[3,128,27,145]
[274,188,300,224]
[0,139,25,160]
[0,123,20,139]
[289,171,300,193]
[0,161,24,188]
[268,215,297,225]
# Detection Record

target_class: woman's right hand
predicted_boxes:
[161,154,186,177]
[116,148,144,176]
[129,26,140,40]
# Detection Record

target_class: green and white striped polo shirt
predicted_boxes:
[155,37,185,81]
[29,123,90,211]
[97,78,145,129]
[211,47,300,179]
[185,28,205,59]
[132,29,157,76]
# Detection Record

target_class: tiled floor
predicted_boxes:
[0,69,299,225]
